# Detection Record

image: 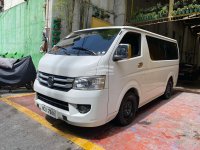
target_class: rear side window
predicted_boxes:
[146,36,178,60]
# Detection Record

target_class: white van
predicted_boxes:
[34,26,179,127]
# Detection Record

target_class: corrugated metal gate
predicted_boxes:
[0,0,45,67]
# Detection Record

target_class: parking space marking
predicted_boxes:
[0,97,104,150]
[3,93,35,99]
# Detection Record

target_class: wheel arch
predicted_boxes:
[126,88,139,108]
[116,82,141,113]
[166,72,175,87]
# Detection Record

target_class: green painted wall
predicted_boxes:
[0,0,45,67]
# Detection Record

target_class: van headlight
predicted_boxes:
[73,76,106,90]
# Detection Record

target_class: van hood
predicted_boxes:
[38,54,102,77]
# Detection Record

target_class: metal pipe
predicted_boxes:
[46,0,49,29]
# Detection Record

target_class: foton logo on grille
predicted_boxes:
[47,76,54,88]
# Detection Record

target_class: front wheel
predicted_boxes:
[163,79,173,99]
[115,92,138,126]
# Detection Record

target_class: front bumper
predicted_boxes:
[34,80,109,127]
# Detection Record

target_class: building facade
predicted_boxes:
[126,0,200,67]
[0,0,46,66]
[50,0,200,67]
[0,0,200,68]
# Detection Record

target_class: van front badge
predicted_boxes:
[47,76,54,88]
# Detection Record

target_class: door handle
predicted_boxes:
[138,62,143,68]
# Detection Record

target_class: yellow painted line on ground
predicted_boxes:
[0,97,104,150]
[4,93,35,99]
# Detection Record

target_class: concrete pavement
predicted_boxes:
[0,91,200,150]
[0,101,81,150]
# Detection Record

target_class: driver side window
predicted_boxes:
[120,32,141,58]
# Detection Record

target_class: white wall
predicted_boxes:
[90,0,126,26]
[90,0,115,25]
[4,0,24,10]
[91,0,113,11]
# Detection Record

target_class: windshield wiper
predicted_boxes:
[55,46,70,55]
[72,46,97,56]
[56,46,68,51]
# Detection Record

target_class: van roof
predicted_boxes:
[75,26,177,43]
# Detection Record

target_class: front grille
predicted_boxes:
[37,93,69,111]
[38,72,74,92]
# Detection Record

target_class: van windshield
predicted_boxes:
[48,29,120,56]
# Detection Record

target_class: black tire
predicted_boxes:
[115,92,138,126]
[163,79,173,99]
[25,81,34,90]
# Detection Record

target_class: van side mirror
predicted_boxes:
[113,44,132,61]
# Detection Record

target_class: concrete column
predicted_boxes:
[168,0,174,19]
[114,0,126,26]
[106,0,115,25]
[72,0,81,31]
[47,0,53,49]
[85,5,93,28]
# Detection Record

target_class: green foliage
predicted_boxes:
[131,3,169,23]
[92,6,110,20]
[173,0,200,16]
[131,0,200,23]
[51,18,61,46]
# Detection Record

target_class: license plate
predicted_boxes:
[41,104,57,118]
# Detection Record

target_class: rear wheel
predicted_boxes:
[115,92,137,126]
[163,79,173,99]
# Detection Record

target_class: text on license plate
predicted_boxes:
[41,105,57,118]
